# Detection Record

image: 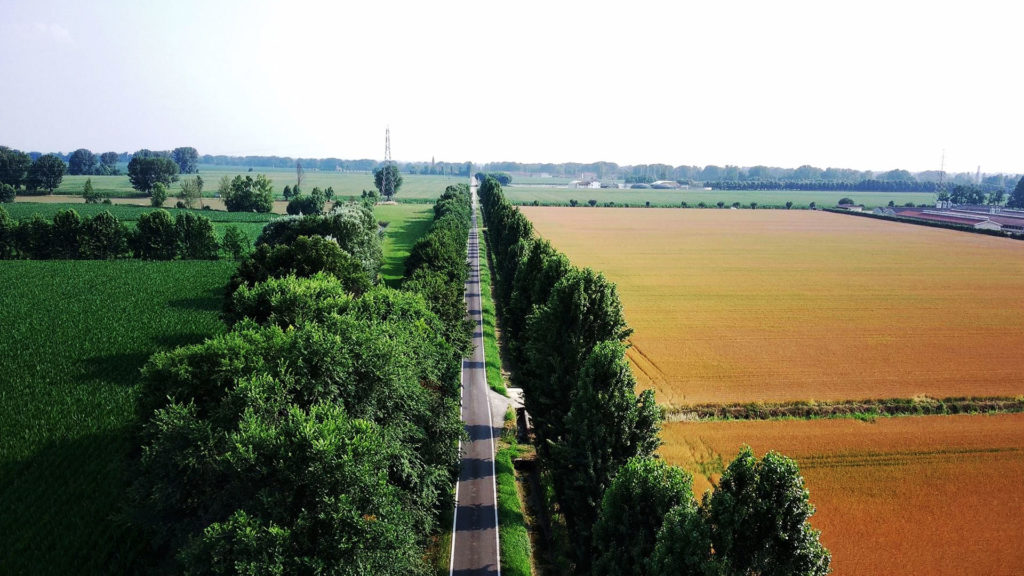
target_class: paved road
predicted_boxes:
[449,186,501,576]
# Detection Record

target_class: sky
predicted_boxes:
[0,0,1020,174]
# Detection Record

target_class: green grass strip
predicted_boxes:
[497,444,531,576]
[477,217,507,395]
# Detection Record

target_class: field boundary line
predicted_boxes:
[664,395,1024,422]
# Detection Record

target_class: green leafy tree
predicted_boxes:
[588,199,598,207]
[0,182,14,203]
[0,146,32,188]
[150,182,168,207]
[552,341,662,567]
[68,148,97,175]
[221,225,252,260]
[128,154,179,194]
[949,185,985,205]
[708,447,831,576]
[132,209,178,260]
[51,208,82,258]
[286,188,327,215]
[987,189,1005,205]
[361,188,380,205]
[229,235,371,297]
[282,184,294,200]
[171,146,199,174]
[522,267,631,454]
[373,164,403,200]
[1007,177,1024,208]
[26,154,66,194]
[98,151,120,175]
[177,176,202,209]
[15,214,54,257]
[223,174,274,213]
[0,206,16,258]
[256,204,382,278]
[132,289,463,573]
[175,212,219,259]
[225,272,352,328]
[592,457,696,576]
[879,168,915,182]
[650,503,716,576]
[82,178,105,203]
[78,211,128,259]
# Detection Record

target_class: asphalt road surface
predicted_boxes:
[449,185,501,576]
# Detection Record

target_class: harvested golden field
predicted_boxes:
[521,207,1024,404]
[661,414,1024,576]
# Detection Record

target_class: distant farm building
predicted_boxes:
[569,180,601,189]
[651,180,682,189]
[889,207,1007,231]
[837,202,864,212]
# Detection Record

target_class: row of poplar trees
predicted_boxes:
[478,177,830,575]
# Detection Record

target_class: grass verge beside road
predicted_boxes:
[477,217,506,395]
[498,409,533,576]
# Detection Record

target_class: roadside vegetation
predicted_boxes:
[476,213,506,395]
[126,190,472,573]
[0,189,449,573]
[497,408,533,576]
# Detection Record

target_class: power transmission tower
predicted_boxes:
[936,149,947,204]
[382,126,395,200]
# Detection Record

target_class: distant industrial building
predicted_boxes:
[872,204,1024,234]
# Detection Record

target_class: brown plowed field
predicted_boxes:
[521,207,1024,404]
[661,414,1024,576]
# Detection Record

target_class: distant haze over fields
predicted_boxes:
[0,0,1019,173]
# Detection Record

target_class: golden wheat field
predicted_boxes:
[521,207,1024,404]
[661,414,1024,576]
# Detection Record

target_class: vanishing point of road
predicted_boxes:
[449,184,501,576]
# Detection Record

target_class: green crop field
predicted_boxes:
[374,203,435,287]
[500,186,936,209]
[47,167,468,202]
[0,260,238,574]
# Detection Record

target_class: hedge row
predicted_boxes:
[403,183,474,354]
[128,197,470,574]
[478,177,661,568]
[0,206,232,260]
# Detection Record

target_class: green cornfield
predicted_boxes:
[0,260,237,574]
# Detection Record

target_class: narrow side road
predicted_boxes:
[449,185,500,576]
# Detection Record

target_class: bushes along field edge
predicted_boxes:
[0,205,242,260]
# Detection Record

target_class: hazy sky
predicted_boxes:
[0,0,1019,173]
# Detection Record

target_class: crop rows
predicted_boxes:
[0,259,237,573]
[521,205,1024,574]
